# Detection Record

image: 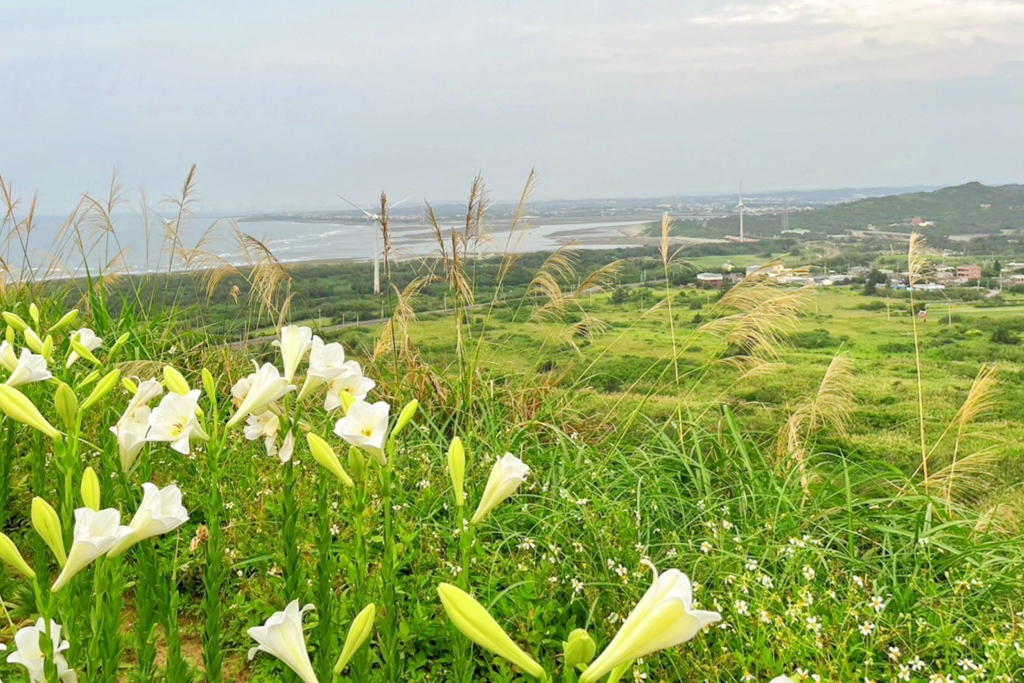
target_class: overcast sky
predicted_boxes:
[2,0,1023,212]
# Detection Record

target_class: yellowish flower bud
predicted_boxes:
[23,328,44,355]
[306,433,354,487]
[347,445,365,482]
[48,309,79,333]
[69,337,101,365]
[54,382,78,428]
[2,311,27,332]
[390,399,419,441]
[42,334,54,362]
[0,532,35,579]
[0,384,61,439]
[163,366,190,395]
[5,325,14,344]
[78,370,100,389]
[563,628,596,670]
[80,369,121,413]
[448,437,466,507]
[202,368,216,401]
[121,377,138,394]
[437,583,546,680]
[32,497,67,567]
[81,467,101,511]
[334,604,376,674]
[28,303,40,327]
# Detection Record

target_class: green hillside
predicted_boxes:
[671,182,1024,239]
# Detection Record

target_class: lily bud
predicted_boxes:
[55,383,78,428]
[448,437,466,507]
[306,433,353,487]
[470,453,530,525]
[4,325,13,344]
[163,366,190,395]
[389,399,419,442]
[437,583,546,680]
[334,604,376,674]
[108,331,130,359]
[48,309,79,333]
[23,328,45,355]
[122,376,138,394]
[0,532,36,579]
[578,563,722,683]
[78,369,100,389]
[29,303,40,327]
[32,497,67,567]
[348,445,365,483]
[80,369,121,413]
[202,368,217,401]
[2,311,28,331]
[81,467,101,511]
[41,334,54,363]
[563,629,596,670]
[69,337,101,366]
[0,384,61,439]
[273,324,313,383]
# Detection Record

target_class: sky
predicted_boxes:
[2,0,1023,212]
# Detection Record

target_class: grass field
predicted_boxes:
[0,190,1023,682]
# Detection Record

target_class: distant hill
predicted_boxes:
[671,182,1024,239]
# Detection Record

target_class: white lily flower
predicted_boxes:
[51,508,132,592]
[244,410,282,458]
[324,361,375,411]
[333,400,390,464]
[65,328,102,368]
[6,618,77,682]
[470,453,530,525]
[273,325,313,384]
[110,378,164,471]
[0,341,16,372]
[147,389,204,454]
[247,600,319,683]
[227,363,294,428]
[6,348,52,387]
[297,336,348,400]
[231,372,252,409]
[279,429,296,463]
[108,483,189,557]
[579,562,721,682]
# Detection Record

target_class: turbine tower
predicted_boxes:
[734,184,759,243]
[337,194,411,295]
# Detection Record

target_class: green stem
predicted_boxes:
[348,465,370,683]
[312,472,336,680]
[453,508,475,683]
[379,461,401,681]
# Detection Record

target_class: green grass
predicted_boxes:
[0,239,1023,682]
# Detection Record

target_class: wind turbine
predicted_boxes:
[337,194,412,295]
[734,184,759,243]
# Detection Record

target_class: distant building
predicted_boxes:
[696,272,724,287]
[956,264,982,281]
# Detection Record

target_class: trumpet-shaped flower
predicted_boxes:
[333,400,390,464]
[279,430,296,463]
[324,361,375,411]
[108,483,189,557]
[273,325,313,384]
[51,507,132,592]
[6,348,51,387]
[437,583,546,680]
[579,562,721,682]
[0,340,17,372]
[65,328,102,368]
[244,410,282,458]
[470,453,530,525]
[147,389,204,455]
[6,618,77,682]
[111,378,163,472]
[297,336,348,400]
[247,600,319,683]
[227,363,294,428]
